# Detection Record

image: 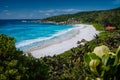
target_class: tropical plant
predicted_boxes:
[0,34,50,80]
[84,45,120,80]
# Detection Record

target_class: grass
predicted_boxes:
[92,23,104,31]
[58,50,72,58]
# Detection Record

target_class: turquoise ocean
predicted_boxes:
[0,20,76,51]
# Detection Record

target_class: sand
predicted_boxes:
[26,24,99,58]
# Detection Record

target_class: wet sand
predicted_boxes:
[25,24,99,58]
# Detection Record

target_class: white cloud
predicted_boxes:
[56,9,81,12]
[5,12,11,16]
[1,10,13,16]
[2,10,13,16]
[113,0,120,4]
[47,10,55,13]
[3,10,9,12]
[36,8,81,18]
[38,9,81,14]
[64,9,76,12]
[0,8,81,19]
[29,13,34,17]
[38,9,55,13]
[38,10,44,13]
[45,13,51,16]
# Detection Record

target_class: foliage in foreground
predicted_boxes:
[45,30,120,80]
[0,34,49,80]
[0,29,120,80]
[85,45,120,80]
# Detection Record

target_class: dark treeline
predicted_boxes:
[42,7,120,29]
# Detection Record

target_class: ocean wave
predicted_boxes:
[16,26,80,51]
[16,37,49,48]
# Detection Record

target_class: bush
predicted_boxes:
[84,45,120,80]
[0,34,50,80]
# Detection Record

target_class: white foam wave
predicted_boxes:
[16,37,49,48]
[16,26,79,48]
[30,24,100,58]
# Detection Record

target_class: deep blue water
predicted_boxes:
[0,20,75,50]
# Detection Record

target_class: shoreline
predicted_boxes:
[26,24,99,58]
[24,27,81,52]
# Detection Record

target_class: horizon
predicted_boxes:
[0,7,119,20]
[0,0,120,19]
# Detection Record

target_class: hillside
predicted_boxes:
[0,7,120,80]
[42,7,120,29]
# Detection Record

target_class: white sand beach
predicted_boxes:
[27,24,99,58]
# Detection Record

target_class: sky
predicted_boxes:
[0,0,120,19]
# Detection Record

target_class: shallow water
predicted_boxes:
[0,20,76,50]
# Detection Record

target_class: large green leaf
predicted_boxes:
[84,52,100,65]
[84,53,91,65]
[113,46,120,66]
[89,53,100,60]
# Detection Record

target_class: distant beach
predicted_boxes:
[0,21,99,58]
[0,21,74,51]
[27,24,99,58]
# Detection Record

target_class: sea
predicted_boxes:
[0,19,76,51]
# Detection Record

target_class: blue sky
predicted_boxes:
[0,0,120,19]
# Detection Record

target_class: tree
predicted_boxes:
[0,34,50,80]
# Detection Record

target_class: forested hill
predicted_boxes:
[0,7,120,80]
[42,7,120,29]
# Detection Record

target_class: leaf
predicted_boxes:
[84,52,100,65]
[89,59,100,76]
[0,66,4,72]
[89,53,100,60]
[102,54,109,66]
[113,46,120,66]
[106,56,115,66]
[84,53,91,65]
[0,74,7,80]
[8,60,18,67]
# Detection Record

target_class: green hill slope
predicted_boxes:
[42,7,120,29]
[0,7,120,80]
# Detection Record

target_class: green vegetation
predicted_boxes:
[92,23,104,30]
[42,14,73,22]
[1,29,119,80]
[0,34,49,80]
[42,7,120,29]
[0,7,120,80]
[84,45,120,80]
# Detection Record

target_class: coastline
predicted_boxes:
[25,24,99,58]
[24,28,80,52]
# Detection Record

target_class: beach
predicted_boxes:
[26,24,99,58]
